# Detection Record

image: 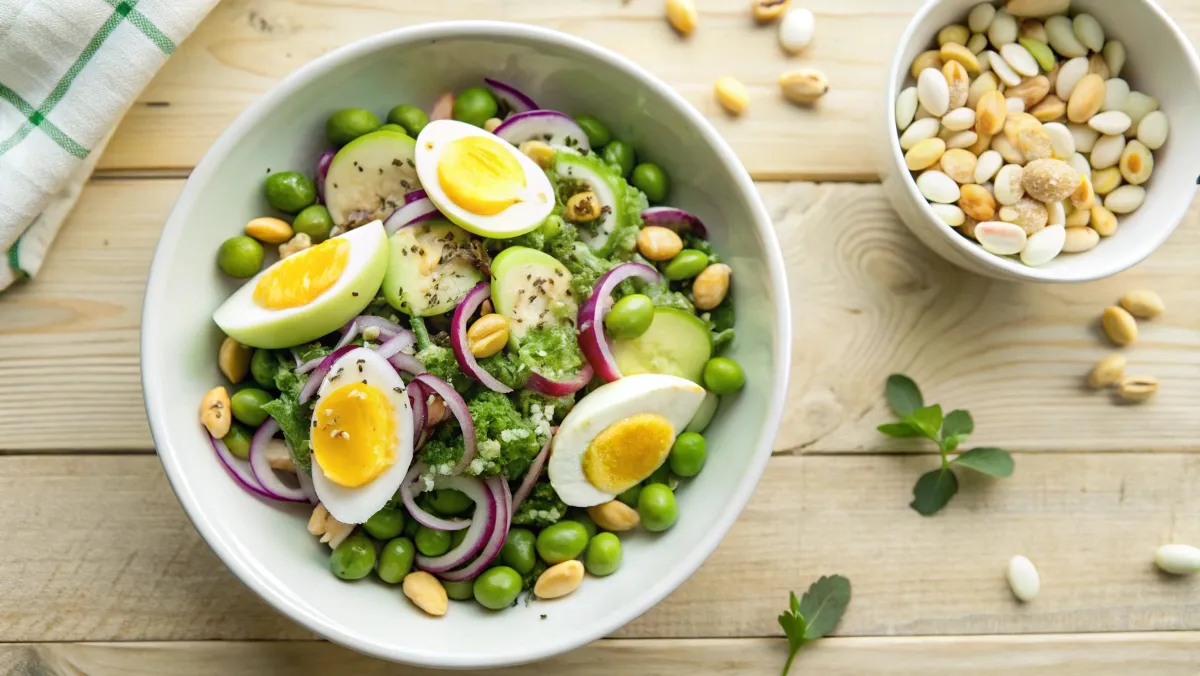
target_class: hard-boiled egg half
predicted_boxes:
[310,347,414,524]
[414,119,555,238]
[213,220,389,349]
[548,374,706,507]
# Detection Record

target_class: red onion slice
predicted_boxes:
[416,475,497,572]
[484,77,539,115]
[414,374,476,474]
[512,432,554,512]
[495,110,590,152]
[576,262,662,382]
[400,464,472,531]
[374,331,416,360]
[248,419,307,502]
[641,207,709,238]
[296,469,318,505]
[450,283,513,394]
[388,352,427,377]
[404,189,428,204]
[408,380,428,441]
[315,149,335,203]
[383,197,439,235]
[334,315,407,351]
[299,345,356,403]
[209,431,272,499]
[526,363,594,397]
[437,476,511,582]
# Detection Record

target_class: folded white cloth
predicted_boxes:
[0,0,218,291]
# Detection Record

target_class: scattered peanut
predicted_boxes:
[466,314,510,359]
[587,500,641,531]
[244,217,293,244]
[403,571,449,616]
[959,183,997,221]
[201,386,232,438]
[1101,305,1137,346]
[218,336,252,384]
[943,61,970,110]
[1117,376,1159,404]
[534,560,586,599]
[665,0,698,35]
[1119,290,1165,319]
[519,140,556,169]
[307,503,354,549]
[279,232,312,259]
[752,0,790,23]
[714,76,749,115]
[637,226,684,261]
[1022,158,1080,203]
[567,191,603,222]
[693,263,732,311]
[941,43,981,76]
[1087,354,1126,389]
[779,68,829,105]
[483,117,503,133]
[1089,204,1118,237]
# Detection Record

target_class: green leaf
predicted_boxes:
[777,607,807,654]
[797,574,852,640]
[885,374,924,416]
[952,447,1015,478]
[910,468,959,515]
[877,422,922,438]
[941,409,974,439]
[789,590,800,614]
[904,404,944,440]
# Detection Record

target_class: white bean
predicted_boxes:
[1047,201,1066,226]
[917,171,961,204]
[1043,122,1074,159]
[1101,78,1130,113]
[968,3,997,33]
[1006,97,1026,113]
[1137,111,1170,150]
[1046,16,1087,58]
[988,10,1018,48]
[1063,225,1100,252]
[1103,40,1126,78]
[1055,57,1089,101]
[967,33,989,55]
[1000,43,1039,77]
[900,118,940,150]
[974,150,1004,184]
[1021,224,1066,266]
[1007,555,1040,602]
[1068,152,1092,180]
[1090,134,1126,170]
[1105,185,1146,214]
[977,221,1028,255]
[945,130,979,150]
[994,164,1026,206]
[1072,14,1105,52]
[988,51,1022,87]
[1088,111,1132,136]
[1120,92,1159,127]
[1068,123,1100,153]
[931,203,966,226]
[942,107,977,132]
[779,9,815,53]
[918,68,951,117]
[1155,545,1200,575]
[896,87,919,131]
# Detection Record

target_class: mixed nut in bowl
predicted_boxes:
[881,0,1200,282]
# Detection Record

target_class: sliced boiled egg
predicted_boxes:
[414,119,554,239]
[310,347,414,524]
[548,374,706,507]
[213,220,389,349]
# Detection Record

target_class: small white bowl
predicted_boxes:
[141,22,790,669]
[881,0,1200,282]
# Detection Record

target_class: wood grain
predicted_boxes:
[95,0,1200,180]
[2,179,1198,453]
[2,453,1199,642]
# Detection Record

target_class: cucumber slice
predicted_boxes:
[611,307,712,384]
[490,246,578,345]
[324,130,420,228]
[554,152,626,254]
[382,220,484,316]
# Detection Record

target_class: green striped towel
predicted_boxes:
[0,0,218,292]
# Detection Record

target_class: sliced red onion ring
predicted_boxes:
[484,77,539,115]
[315,149,335,203]
[641,207,709,238]
[450,283,513,394]
[576,262,662,382]
[408,380,428,439]
[526,363,594,397]
[437,476,511,582]
[495,110,590,152]
[404,189,428,204]
[249,419,307,502]
[383,197,438,235]
[414,374,476,475]
[388,352,427,376]
[209,431,272,499]
[416,475,496,572]
[334,315,407,351]
[299,345,356,403]
[400,464,472,531]
[512,432,554,512]
[297,469,318,505]
[375,332,416,360]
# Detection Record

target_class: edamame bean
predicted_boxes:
[575,114,612,148]
[668,432,706,477]
[403,516,421,539]
[452,87,499,128]
[442,578,475,601]
[584,532,623,576]
[473,566,523,610]
[291,205,334,243]
[631,162,670,203]
[429,488,473,515]
[602,140,636,177]
[376,537,415,584]
[363,507,405,540]
[264,172,316,214]
[415,526,452,557]
[217,236,264,278]
[326,108,381,146]
[617,484,642,508]
[565,511,598,540]
[330,532,375,580]
[535,521,589,564]
[250,349,278,389]
[662,249,709,281]
[224,423,254,460]
[638,483,678,532]
[499,528,537,574]
[387,104,428,135]
[230,388,273,427]
[703,357,745,395]
[605,294,654,339]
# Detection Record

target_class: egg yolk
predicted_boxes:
[437,135,527,215]
[311,382,397,487]
[582,413,675,494]
[253,237,349,310]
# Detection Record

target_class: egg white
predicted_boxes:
[310,347,415,524]
[548,373,706,507]
[413,119,555,239]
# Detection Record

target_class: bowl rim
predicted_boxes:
[141,20,792,668]
[885,0,1200,283]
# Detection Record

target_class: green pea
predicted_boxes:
[330,532,376,580]
[565,511,598,540]
[377,123,407,134]
[452,87,499,128]
[669,432,707,477]
[703,357,745,395]
[662,249,709,281]
[292,205,334,243]
[584,532,623,576]
[363,507,405,540]
[631,162,670,203]
[230,388,273,427]
[602,140,635,177]
[415,526,452,557]
[645,464,671,487]
[250,349,278,389]
[535,521,589,564]
[223,422,254,460]
[499,527,537,574]
[376,537,415,584]
[264,171,317,214]
[575,114,612,148]
[387,104,428,135]
[605,294,655,339]
[638,483,678,532]
[617,484,642,508]
[442,578,475,601]
[473,566,522,610]
[217,236,264,278]
[402,515,421,539]
[326,108,381,147]
[429,488,473,516]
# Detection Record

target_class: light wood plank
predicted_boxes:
[4,635,1200,675]
[2,453,1199,642]
[3,179,1198,452]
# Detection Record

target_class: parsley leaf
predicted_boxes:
[904,404,943,440]
[778,576,851,675]
[910,468,958,515]
[953,447,1015,477]
[876,422,922,438]
[940,409,974,450]
[885,374,923,416]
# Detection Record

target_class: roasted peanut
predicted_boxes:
[958,184,997,221]
[1101,306,1137,346]
[403,571,449,616]
[911,50,944,79]
[636,226,684,261]
[279,232,312,259]
[976,90,1008,136]
[307,503,353,549]
[519,140,556,169]
[779,69,829,105]
[666,0,698,35]
[940,43,981,76]
[587,500,641,531]
[693,263,732,311]
[1087,354,1126,389]
[483,117,503,133]
[244,217,294,244]
[1120,290,1165,319]
[201,386,232,438]
[1030,94,1066,122]
[715,76,749,115]
[752,0,790,23]
[566,191,603,222]
[218,337,252,385]
[534,560,585,599]
[467,314,510,358]
[1117,376,1159,403]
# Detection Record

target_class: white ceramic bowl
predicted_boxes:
[141,22,790,669]
[881,0,1200,282]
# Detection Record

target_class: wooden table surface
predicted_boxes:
[3,1,1200,673]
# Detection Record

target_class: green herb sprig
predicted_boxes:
[778,574,851,675]
[879,374,1014,516]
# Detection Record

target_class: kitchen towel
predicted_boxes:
[0,0,218,292]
